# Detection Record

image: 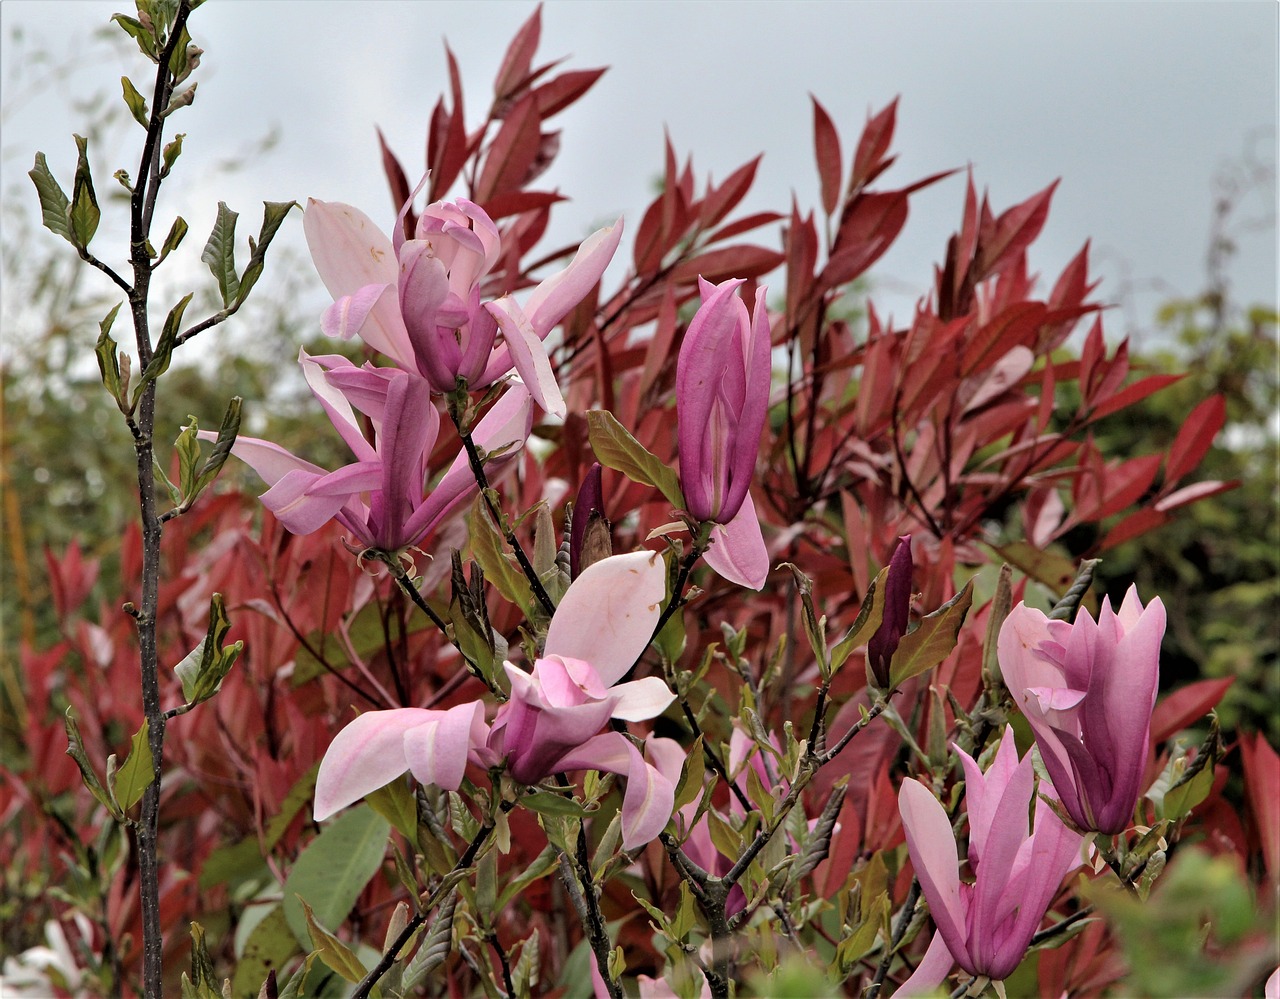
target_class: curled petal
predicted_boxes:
[609,676,676,722]
[485,296,566,419]
[557,733,675,850]
[322,282,391,342]
[403,702,487,791]
[702,492,769,590]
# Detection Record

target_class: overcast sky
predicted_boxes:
[2,1,1276,349]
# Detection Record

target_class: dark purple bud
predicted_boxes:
[867,534,912,688]
[569,463,608,578]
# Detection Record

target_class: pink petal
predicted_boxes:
[402,702,486,791]
[314,708,435,821]
[544,551,667,686]
[609,676,676,722]
[702,493,769,590]
[259,464,378,536]
[898,778,971,970]
[894,930,958,999]
[299,349,379,462]
[321,282,391,342]
[203,432,324,488]
[523,219,624,337]
[485,296,566,419]
[557,733,675,849]
[303,198,413,367]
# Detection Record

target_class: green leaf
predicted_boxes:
[400,891,456,994]
[192,396,241,497]
[159,216,189,261]
[521,789,592,818]
[363,777,419,842]
[672,736,706,814]
[132,292,193,407]
[29,152,72,243]
[889,578,975,687]
[201,202,241,307]
[232,904,299,999]
[780,563,827,678]
[282,805,390,948]
[497,845,558,911]
[299,897,368,984]
[466,499,535,616]
[112,12,158,60]
[587,410,685,509]
[162,133,185,175]
[180,922,223,999]
[94,303,124,405]
[830,567,888,673]
[111,719,155,812]
[69,134,100,247]
[63,708,123,820]
[174,592,241,705]
[121,76,150,127]
[176,417,201,500]
[235,201,300,306]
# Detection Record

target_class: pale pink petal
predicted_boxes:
[303,198,413,367]
[314,708,435,821]
[702,493,769,590]
[544,551,667,686]
[485,296,566,419]
[299,349,378,462]
[321,282,391,342]
[403,702,486,791]
[609,676,676,722]
[260,465,377,536]
[201,432,324,488]
[523,219,623,337]
[556,733,674,849]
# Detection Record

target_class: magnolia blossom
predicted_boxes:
[210,350,532,552]
[998,586,1166,834]
[897,727,1085,995]
[676,277,771,590]
[314,551,682,849]
[303,194,622,417]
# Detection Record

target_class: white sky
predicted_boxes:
[2,0,1276,350]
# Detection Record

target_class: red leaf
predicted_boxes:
[1150,677,1234,744]
[821,191,908,288]
[670,244,785,284]
[977,180,1058,280]
[475,94,542,203]
[1092,452,1164,521]
[376,127,413,226]
[699,155,762,230]
[851,97,898,194]
[632,196,665,273]
[1241,733,1280,881]
[479,189,565,222]
[1088,373,1182,421]
[960,301,1047,376]
[1100,506,1170,550]
[706,210,784,243]
[494,4,542,102]
[811,95,842,216]
[1153,479,1238,512]
[532,67,606,117]
[1165,394,1226,484]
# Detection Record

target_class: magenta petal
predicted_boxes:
[557,732,675,850]
[544,551,667,686]
[314,708,434,821]
[260,466,373,536]
[702,493,769,590]
[403,702,486,791]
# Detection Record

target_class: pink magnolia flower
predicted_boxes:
[314,551,682,849]
[998,586,1166,834]
[676,277,772,590]
[897,727,1085,995]
[303,194,622,418]
[212,350,532,552]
